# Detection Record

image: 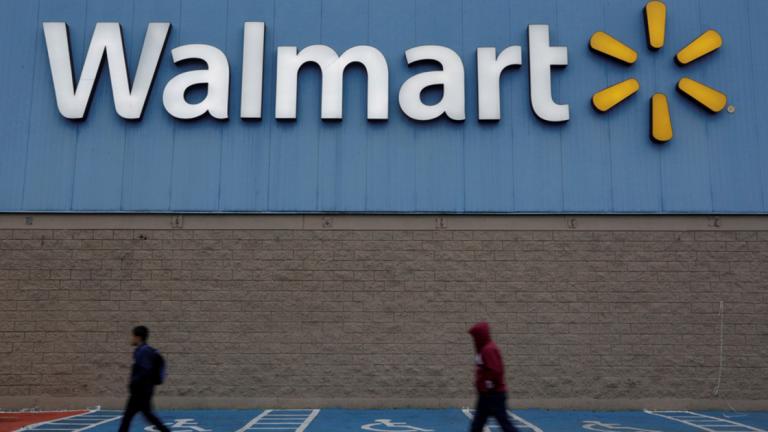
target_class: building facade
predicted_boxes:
[0,0,766,409]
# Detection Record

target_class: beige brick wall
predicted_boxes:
[0,215,766,409]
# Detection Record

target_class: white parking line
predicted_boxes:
[462,408,543,432]
[19,410,123,432]
[236,409,320,432]
[645,410,767,432]
[582,420,662,432]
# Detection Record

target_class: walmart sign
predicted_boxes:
[45,22,570,123]
[0,0,766,214]
[42,1,726,143]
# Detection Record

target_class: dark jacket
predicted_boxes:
[130,343,157,394]
[469,322,507,394]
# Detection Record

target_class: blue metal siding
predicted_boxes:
[270,0,322,212]
[122,0,181,212]
[557,0,612,212]
[219,0,273,211]
[366,0,418,212]
[72,0,132,211]
[318,0,370,211]
[22,0,85,211]
[658,0,712,213]
[750,0,768,212]
[603,0,661,212]
[0,0,766,213]
[701,1,764,213]
[0,0,39,211]
[463,0,515,213]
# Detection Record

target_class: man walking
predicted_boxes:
[118,325,170,432]
[468,322,519,432]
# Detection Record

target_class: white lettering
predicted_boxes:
[528,24,569,122]
[43,22,169,119]
[477,46,522,120]
[275,45,389,120]
[163,44,230,120]
[240,22,265,119]
[44,22,573,124]
[399,45,465,121]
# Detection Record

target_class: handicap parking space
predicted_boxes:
[20,409,768,432]
[84,410,265,432]
[644,410,768,432]
[308,409,468,432]
[512,409,695,432]
[19,410,123,431]
[498,409,768,432]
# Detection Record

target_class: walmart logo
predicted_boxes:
[590,0,728,142]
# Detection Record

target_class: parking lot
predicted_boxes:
[10,408,768,432]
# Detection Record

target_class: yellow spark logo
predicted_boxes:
[590,0,727,143]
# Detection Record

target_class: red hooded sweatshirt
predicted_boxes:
[469,322,507,393]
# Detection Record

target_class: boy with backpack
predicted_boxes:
[118,325,170,432]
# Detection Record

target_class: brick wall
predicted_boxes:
[0,215,766,409]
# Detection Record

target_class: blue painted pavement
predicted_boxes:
[29,408,768,432]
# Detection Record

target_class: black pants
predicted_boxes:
[118,390,170,432]
[470,392,520,432]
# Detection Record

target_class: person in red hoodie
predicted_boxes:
[469,322,519,432]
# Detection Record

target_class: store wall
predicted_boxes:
[1,215,766,409]
[1,0,768,213]
[3,0,768,412]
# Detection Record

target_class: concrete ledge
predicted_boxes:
[2,397,767,411]
[0,214,766,231]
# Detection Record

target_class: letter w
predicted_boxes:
[43,22,170,119]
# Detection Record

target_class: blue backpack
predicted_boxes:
[151,350,167,385]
